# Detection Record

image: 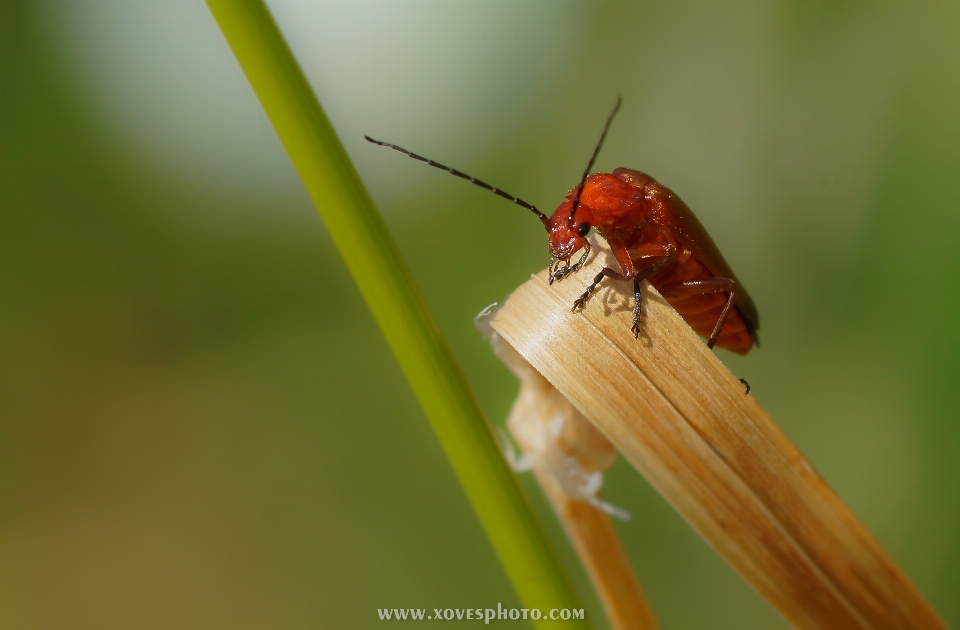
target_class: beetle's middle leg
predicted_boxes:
[572,257,671,339]
[628,257,672,337]
[571,267,629,312]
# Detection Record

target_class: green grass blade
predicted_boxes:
[205,1,589,625]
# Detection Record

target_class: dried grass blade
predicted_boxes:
[489,241,946,630]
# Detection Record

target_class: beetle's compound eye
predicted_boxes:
[577,222,590,237]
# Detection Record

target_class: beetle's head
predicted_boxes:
[546,199,593,283]
[546,200,590,260]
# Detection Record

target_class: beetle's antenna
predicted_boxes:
[568,96,622,224]
[365,136,549,226]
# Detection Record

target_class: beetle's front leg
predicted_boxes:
[549,242,592,284]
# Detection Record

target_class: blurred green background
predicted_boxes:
[2,1,960,628]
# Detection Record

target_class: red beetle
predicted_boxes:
[366,98,759,355]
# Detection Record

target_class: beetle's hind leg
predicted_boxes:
[571,268,628,312]
[659,277,737,348]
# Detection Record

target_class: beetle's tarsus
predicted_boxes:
[572,293,590,312]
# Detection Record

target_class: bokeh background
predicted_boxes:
[2,1,960,628]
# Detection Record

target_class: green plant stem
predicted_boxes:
[205,1,588,625]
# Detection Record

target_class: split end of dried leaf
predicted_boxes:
[477,311,660,630]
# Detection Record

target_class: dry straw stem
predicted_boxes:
[489,237,946,630]
[489,332,660,630]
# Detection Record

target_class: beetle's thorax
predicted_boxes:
[546,171,650,262]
